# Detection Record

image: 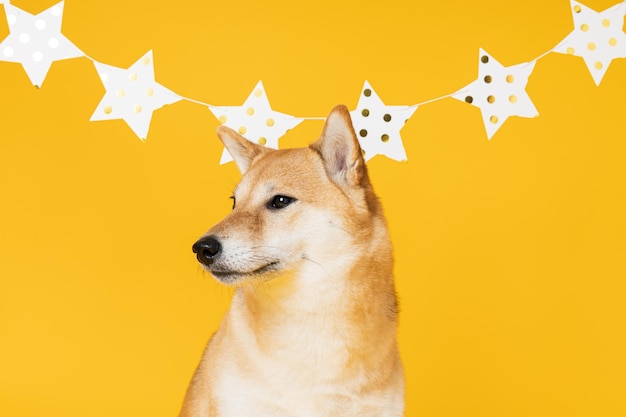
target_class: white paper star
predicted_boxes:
[452,49,539,139]
[209,81,303,164]
[349,81,417,162]
[553,0,626,86]
[89,50,181,141]
[0,2,84,87]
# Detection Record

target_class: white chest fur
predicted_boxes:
[207,280,404,417]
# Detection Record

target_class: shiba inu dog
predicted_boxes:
[180,105,404,417]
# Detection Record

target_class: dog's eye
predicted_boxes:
[268,195,296,210]
[229,196,236,210]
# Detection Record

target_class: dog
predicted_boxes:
[179,105,404,417]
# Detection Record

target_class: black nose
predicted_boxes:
[192,236,222,266]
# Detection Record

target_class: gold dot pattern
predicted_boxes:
[552,5,626,85]
[452,49,541,140]
[208,83,305,161]
[90,51,184,140]
[349,81,418,161]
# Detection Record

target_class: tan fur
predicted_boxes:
[180,105,404,417]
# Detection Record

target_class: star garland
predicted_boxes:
[1,0,626,163]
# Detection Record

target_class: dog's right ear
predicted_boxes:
[217,125,268,174]
[310,105,366,188]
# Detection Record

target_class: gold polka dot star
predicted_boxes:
[452,49,539,140]
[89,50,182,141]
[209,81,303,164]
[553,0,626,86]
[349,81,417,162]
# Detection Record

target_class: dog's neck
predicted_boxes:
[224,243,399,375]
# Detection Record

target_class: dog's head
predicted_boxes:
[193,105,382,285]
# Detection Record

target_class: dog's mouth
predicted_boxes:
[208,261,281,283]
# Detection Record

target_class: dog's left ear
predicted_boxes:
[217,125,269,174]
[310,105,366,188]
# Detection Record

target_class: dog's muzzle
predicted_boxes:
[192,236,222,266]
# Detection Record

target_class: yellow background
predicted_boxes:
[1,0,626,415]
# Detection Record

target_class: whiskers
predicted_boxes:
[328,220,351,237]
[251,244,332,279]
[302,254,331,279]
[250,245,283,258]
[196,264,236,297]
[249,253,280,265]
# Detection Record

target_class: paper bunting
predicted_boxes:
[1,0,626,162]
[553,0,626,86]
[90,50,182,141]
[209,81,303,164]
[452,49,539,139]
[349,81,417,162]
[0,1,84,87]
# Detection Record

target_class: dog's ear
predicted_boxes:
[217,125,269,174]
[311,105,365,188]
